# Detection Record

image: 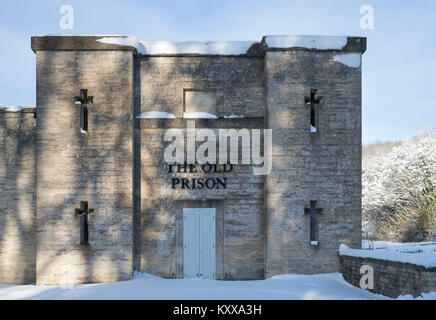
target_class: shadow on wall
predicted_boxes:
[137,55,267,280]
[34,50,134,285]
[0,45,362,285]
[0,109,36,284]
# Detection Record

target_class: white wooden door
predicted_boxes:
[183,208,216,279]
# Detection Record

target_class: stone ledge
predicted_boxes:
[138,117,265,129]
[0,107,36,113]
[262,36,366,53]
[343,37,367,53]
[31,35,138,53]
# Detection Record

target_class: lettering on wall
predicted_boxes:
[168,163,233,189]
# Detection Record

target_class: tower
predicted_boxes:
[32,36,136,285]
[263,35,365,276]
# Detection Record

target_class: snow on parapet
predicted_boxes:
[264,35,348,50]
[94,35,360,55]
[139,41,256,55]
[137,111,176,119]
[137,112,246,119]
[96,36,145,54]
[333,53,361,68]
[183,112,217,119]
[223,114,245,119]
[0,106,35,112]
[92,35,364,55]
[339,244,436,269]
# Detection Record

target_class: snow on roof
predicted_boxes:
[223,114,245,119]
[137,111,176,119]
[0,106,35,112]
[339,244,436,269]
[264,35,348,50]
[183,112,218,119]
[333,53,361,68]
[136,112,248,119]
[96,36,142,52]
[139,41,256,55]
[35,34,125,37]
[94,35,359,55]
[95,36,256,55]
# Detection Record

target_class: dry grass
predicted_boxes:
[362,130,436,242]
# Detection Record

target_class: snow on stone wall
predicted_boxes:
[341,246,436,298]
[264,35,348,50]
[139,41,256,55]
[340,243,436,268]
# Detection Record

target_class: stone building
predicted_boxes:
[0,35,366,285]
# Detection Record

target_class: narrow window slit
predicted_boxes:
[305,89,322,133]
[74,89,93,133]
[75,201,94,244]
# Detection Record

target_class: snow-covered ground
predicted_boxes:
[0,272,388,300]
[362,240,436,251]
[1,241,435,300]
[341,241,436,268]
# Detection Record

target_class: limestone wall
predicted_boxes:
[0,109,36,284]
[0,35,366,285]
[341,255,436,298]
[264,48,363,276]
[33,45,134,285]
[138,57,266,280]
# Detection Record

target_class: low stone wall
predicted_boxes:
[341,254,436,298]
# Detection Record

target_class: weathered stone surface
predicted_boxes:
[341,255,436,298]
[264,50,362,276]
[0,110,36,284]
[138,56,266,279]
[31,35,138,53]
[35,50,134,285]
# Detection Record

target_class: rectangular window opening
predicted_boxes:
[184,89,217,117]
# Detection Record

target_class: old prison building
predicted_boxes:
[0,35,366,285]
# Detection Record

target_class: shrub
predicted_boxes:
[362,129,436,241]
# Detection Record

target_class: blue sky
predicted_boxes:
[0,0,435,145]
